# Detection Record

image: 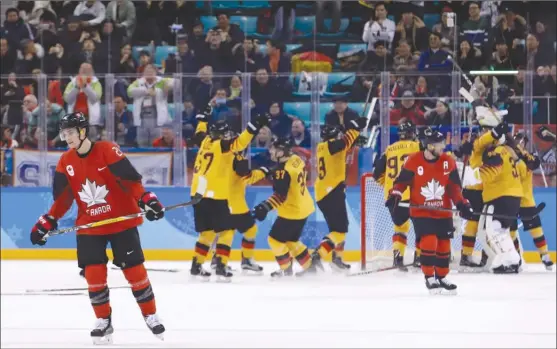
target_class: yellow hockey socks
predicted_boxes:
[268,236,292,270]
[317,231,345,259]
[215,230,234,265]
[392,220,410,256]
[462,220,479,256]
[241,225,257,259]
[286,241,311,270]
[194,230,216,263]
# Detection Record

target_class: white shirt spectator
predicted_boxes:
[74,0,106,27]
[362,18,396,52]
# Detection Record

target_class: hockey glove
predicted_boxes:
[355,135,369,147]
[491,122,509,139]
[247,113,271,134]
[385,190,402,216]
[456,200,475,221]
[536,126,556,142]
[233,156,250,177]
[348,117,368,131]
[252,201,273,221]
[139,192,165,221]
[30,214,58,246]
[459,140,474,157]
[196,104,213,122]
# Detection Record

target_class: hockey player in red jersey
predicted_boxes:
[386,128,475,295]
[29,112,166,344]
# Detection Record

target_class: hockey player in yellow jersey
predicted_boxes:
[372,121,421,270]
[472,120,524,273]
[510,133,554,270]
[190,106,269,282]
[311,117,367,272]
[251,137,316,278]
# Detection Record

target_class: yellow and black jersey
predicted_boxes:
[190,121,254,200]
[467,131,500,191]
[372,140,420,200]
[478,142,523,203]
[266,155,315,220]
[228,154,267,214]
[315,129,359,202]
[515,148,541,208]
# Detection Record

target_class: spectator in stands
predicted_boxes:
[164,33,196,74]
[2,8,34,50]
[113,96,136,147]
[393,6,428,56]
[424,99,452,127]
[545,64,556,124]
[15,39,44,75]
[457,39,482,72]
[21,127,46,149]
[393,40,418,72]
[159,1,198,45]
[534,21,555,65]
[182,99,197,140]
[16,1,56,28]
[268,102,292,138]
[291,119,311,148]
[253,126,272,148]
[35,10,59,52]
[212,12,245,47]
[432,6,459,54]
[71,34,106,74]
[127,63,174,147]
[389,90,425,125]
[251,68,282,114]
[1,74,25,114]
[1,125,19,149]
[325,95,359,130]
[233,39,265,73]
[153,125,185,148]
[490,38,516,85]
[316,0,342,33]
[22,94,38,121]
[132,1,161,45]
[362,40,393,72]
[264,40,291,87]
[189,65,218,114]
[63,62,103,139]
[59,16,84,61]
[492,7,527,50]
[523,34,553,69]
[227,75,242,101]
[137,49,153,74]
[210,88,231,122]
[362,2,395,52]
[460,1,490,49]
[188,21,206,59]
[195,28,233,74]
[417,32,451,72]
[105,0,136,40]
[472,70,500,106]
[115,43,137,75]
[413,76,435,111]
[74,0,106,29]
[98,20,126,66]
[507,69,526,124]
[0,38,17,76]
[27,100,65,147]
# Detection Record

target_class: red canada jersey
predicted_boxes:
[48,141,146,235]
[392,152,464,219]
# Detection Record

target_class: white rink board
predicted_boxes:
[1,261,556,348]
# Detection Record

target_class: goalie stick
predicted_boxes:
[347,263,414,277]
[397,202,545,221]
[43,176,208,238]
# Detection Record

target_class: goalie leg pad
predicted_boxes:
[481,205,520,268]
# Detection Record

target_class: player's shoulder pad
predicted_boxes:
[440,152,457,169]
[404,152,422,168]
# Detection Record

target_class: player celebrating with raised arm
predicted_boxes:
[311,117,367,272]
[29,112,166,344]
[373,121,421,271]
[386,128,475,295]
[251,137,316,278]
[189,106,269,282]
[510,133,554,270]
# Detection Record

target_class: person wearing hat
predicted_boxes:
[389,90,425,126]
[325,95,361,130]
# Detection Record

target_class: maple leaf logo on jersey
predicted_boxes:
[78,179,109,207]
[420,179,445,202]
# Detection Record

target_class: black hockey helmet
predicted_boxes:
[397,120,416,140]
[422,127,445,146]
[320,124,342,141]
[59,112,89,140]
[209,120,230,139]
[513,131,529,146]
[271,136,294,152]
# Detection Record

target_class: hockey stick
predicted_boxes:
[3,292,86,296]
[110,265,181,273]
[347,263,414,277]
[26,286,130,293]
[398,202,545,221]
[44,176,207,238]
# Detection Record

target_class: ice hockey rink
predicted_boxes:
[1,260,555,348]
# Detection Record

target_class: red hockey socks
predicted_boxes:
[420,235,437,278]
[85,264,111,319]
[435,239,451,278]
[122,264,156,316]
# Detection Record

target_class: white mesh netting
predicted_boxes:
[360,173,486,270]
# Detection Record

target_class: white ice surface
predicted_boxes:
[1,261,555,348]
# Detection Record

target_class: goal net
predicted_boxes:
[360,172,486,270]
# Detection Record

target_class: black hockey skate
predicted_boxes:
[215,257,233,283]
[270,263,293,279]
[310,252,325,272]
[437,277,457,295]
[425,277,441,295]
[331,251,351,272]
[479,250,488,267]
[393,250,408,272]
[241,257,264,275]
[459,254,484,273]
[79,268,85,278]
[541,253,554,271]
[492,264,520,274]
[211,254,234,273]
[295,260,318,277]
[412,253,421,269]
[91,314,114,345]
[144,313,165,340]
[190,257,211,281]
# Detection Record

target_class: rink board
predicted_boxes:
[1,187,555,262]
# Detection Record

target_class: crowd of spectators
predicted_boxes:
[1,0,555,163]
